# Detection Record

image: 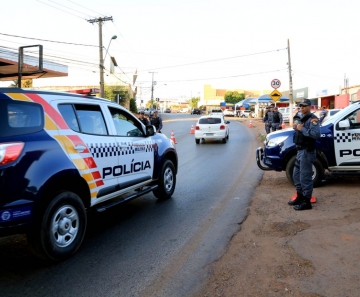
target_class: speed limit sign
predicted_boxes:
[271,79,281,89]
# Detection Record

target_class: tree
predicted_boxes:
[129,98,137,113]
[224,91,245,104]
[10,79,33,88]
[186,97,200,108]
[105,85,128,106]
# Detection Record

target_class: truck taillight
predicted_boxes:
[0,142,24,165]
[196,126,200,130]
[220,125,226,130]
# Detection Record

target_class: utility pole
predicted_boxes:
[87,16,113,98]
[287,39,294,126]
[149,72,157,108]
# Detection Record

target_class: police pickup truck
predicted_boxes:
[0,88,178,261]
[256,101,360,186]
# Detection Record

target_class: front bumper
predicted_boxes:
[256,147,273,171]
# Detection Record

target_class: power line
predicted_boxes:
[36,0,86,20]
[66,0,106,17]
[142,48,287,72]
[0,33,98,47]
[47,0,93,18]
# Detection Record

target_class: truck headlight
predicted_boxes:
[267,136,288,147]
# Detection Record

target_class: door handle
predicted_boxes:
[74,144,87,153]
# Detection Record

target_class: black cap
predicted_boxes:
[299,99,311,106]
[140,111,145,114]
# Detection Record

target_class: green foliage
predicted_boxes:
[224,91,245,104]
[105,85,127,105]
[10,79,33,88]
[129,98,137,113]
[186,97,200,108]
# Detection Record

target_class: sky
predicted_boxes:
[1,0,360,104]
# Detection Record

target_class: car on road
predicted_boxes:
[0,88,178,261]
[165,108,171,113]
[191,108,201,115]
[194,115,230,144]
[223,109,235,116]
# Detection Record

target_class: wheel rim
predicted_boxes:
[312,164,316,180]
[50,205,79,248]
[164,167,174,192]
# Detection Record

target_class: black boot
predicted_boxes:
[288,191,304,206]
[294,196,312,210]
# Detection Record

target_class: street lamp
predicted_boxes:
[100,35,117,98]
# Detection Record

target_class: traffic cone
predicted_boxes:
[190,125,195,134]
[248,120,253,128]
[291,192,317,203]
[170,130,177,144]
[281,122,286,129]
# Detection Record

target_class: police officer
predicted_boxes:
[288,99,320,210]
[150,110,163,133]
[271,107,283,131]
[263,106,274,134]
[138,111,150,126]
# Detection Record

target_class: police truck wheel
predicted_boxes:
[27,191,87,262]
[286,155,324,188]
[153,160,176,200]
[195,138,200,144]
[222,137,227,143]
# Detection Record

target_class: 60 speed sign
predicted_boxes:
[271,79,281,89]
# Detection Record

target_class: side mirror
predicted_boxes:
[146,125,156,136]
[226,121,230,124]
[338,119,350,129]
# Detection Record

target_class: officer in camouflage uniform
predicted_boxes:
[288,99,320,210]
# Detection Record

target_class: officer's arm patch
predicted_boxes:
[310,118,318,125]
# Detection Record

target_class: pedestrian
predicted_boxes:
[271,107,283,131]
[319,106,328,123]
[138,111,150,126]
[263,106,274,134]
[150,110,163,133]
[288,99,320,210]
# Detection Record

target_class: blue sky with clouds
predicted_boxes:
[1,0,360,101]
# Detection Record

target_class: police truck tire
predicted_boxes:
[222,137,227,143]
[195,138,200,144]
[285,155,324,188]
[153,160,176,200]
[27,191,87,262]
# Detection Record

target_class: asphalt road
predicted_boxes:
[0,113,263,297]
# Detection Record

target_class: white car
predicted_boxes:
[195,115,230,144]
[238,110,255,118]
[223,109,235,116]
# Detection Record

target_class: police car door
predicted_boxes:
[106,106,154,193]
[56,102,119,206]
[334,107,360,168]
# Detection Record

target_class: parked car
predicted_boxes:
[144,108,156,116]
[165,108,171,113]
[223,109,235,116]
[195,115,230,144]
[191,108,201,115]
[210,109,224,115]
[320,109,341,124]
[256,101,360,187]
[238,110,255,118]
[0,88,178,261]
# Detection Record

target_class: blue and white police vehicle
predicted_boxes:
[256,101,360,186]
[0,88,178,261]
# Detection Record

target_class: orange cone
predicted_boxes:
[291,192,317,203]
[248,120,253,128]
[170,130,177,144]
[281,122,286,129]
[190,125,195,134]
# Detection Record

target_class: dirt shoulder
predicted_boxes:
[197,118,360,297]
